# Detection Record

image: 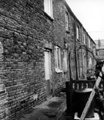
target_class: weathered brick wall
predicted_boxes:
[52,0,94,81]
[0,0,53,119]
[53,0,76,83]
[52,0,66,92]
[0,0,95,119]
[67,12,77,80]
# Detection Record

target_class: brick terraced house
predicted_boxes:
[96,39,104,61]
[0,0,96,119]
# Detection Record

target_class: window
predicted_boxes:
[44,0,53,18]
[97,51,99,56]
[63,50,68,72]
[83,53,87,78]
[92,45,96,55]
[89,57,92,68]
[88,38,91,48]
[54,46,62,72]
[83,34,86,44]
[77,52,80,78]
[44,50,52,80]
[76,26,79,40]
[0,41,3,61]
[65,12,69,31]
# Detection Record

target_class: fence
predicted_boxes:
[72,79,104,91]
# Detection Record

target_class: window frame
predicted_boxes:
[63,49,68,72]
[76,25,79,40]
[83,33,86,44]
[88,38,91,48]
[88,57,92,68]
[65,11,69,31]
[44,49,52,80]
[44,0,53,18]
[54,46,62,73]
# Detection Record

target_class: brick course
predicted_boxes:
[0,0,96,120]
[0,0,53,119]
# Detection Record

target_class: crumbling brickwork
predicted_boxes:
[0,0,96,120]
[0,0,53,119]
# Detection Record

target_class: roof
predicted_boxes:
[62,0,96,45]
[96,56,104,60]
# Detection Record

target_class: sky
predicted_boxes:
[66,0,104,42]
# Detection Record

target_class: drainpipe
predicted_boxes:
[65,43,74,119]
[74,23,79,80]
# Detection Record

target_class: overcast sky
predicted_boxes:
[66,0,104,41]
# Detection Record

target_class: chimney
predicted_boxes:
[98,40,101,48]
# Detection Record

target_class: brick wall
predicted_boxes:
[52,0,66,93]
[0,0,96,119]
[0,0,53,119]
[53,0,77,82]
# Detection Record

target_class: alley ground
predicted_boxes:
[19,93,100,120]
[19,94,67,120]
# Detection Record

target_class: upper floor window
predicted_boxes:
[54,46,62,72]
[63,50,68,72]
[44,50,52,80]
[88,57,92,68]
[92,45,96,55]
[65,12,69,31]
[88,38,91,48]
[76,26,79,40]
[44,0,53,18]
[83,34,86,44]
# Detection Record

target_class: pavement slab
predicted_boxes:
[20,96,66,120]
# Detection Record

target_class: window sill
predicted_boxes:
[66,30,70,34]
[55,68,63,73]
[44,12,54,21]
[63,70,68,73]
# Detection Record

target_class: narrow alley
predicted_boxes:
[0,0,104,120]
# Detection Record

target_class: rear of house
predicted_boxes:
[0,0,70,119]
[0,0,96,120]
[0,0,54,119]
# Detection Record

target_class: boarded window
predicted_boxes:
[65,12,69,31]
[76,26,79,40]
[44,50,51,80]
[63,50,68,72]
[54,46,62,72]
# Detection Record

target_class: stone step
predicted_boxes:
[74,112,100,120]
